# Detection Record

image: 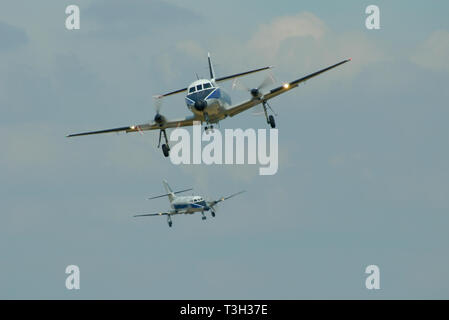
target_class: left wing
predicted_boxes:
[208,190,246,208]
[66,116,198,137]
[225,59,351,117]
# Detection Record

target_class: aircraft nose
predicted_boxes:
[194,100,207,111]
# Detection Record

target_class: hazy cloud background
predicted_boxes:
[1,0,448,299]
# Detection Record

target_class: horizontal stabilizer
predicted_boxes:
[148,188,193,200]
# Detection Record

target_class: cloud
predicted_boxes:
[248,12,326,60]
[410,30,449,72]
[176,40,205,60]
[84,0,202,37]
[198,11,385,84]
[0,21,28,51]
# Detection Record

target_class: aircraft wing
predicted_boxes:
[208,190,246,207]
[134,212,170,217]
[133,211,184,217]
[225,59,351,117]
[66,116,199,137]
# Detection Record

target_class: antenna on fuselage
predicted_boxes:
[207,52,216,80]
[195,72,200,80]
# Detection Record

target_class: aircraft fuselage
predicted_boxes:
[185,79,232,123]
[170,195,210,214]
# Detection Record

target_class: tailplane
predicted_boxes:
[147,181,192,202]
[163,180,175,202]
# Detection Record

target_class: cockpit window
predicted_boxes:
[196,84,203,91]
[204,83,212,89]
[189,87,195,93]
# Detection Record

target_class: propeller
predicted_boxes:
[232,73,276,99]
[153,95,165,124]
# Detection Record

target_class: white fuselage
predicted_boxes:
[185,79,232,123]
[170,195,209,214]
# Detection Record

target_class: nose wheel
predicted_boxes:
[203,112,215,133]
[167,216,173,227]
[158,129,170,157]
[204,125,215,133]
[201,211,207,220]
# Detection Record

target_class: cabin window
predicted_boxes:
[204,83,212,89]
[189,87,195,93]
[196,84,203,91]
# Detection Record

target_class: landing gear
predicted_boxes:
[162,144,170,157]
[203,112,215,134]
[201,211,207,220]
[211,211,216,218]
[167,216,172,227]
[263,101,276,128]
[204,125,214,133]
[158,129,170,157]
[268,115,276,128]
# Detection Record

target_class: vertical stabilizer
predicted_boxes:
[162,180,175,203]
[208,52,216,80]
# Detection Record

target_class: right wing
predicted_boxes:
[66,116,198,137]
[134,211,176,217]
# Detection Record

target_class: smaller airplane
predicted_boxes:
[134,180,245,227]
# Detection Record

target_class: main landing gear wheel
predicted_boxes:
[262,101,277,129]
[268,115,276,128]
[162,144,170,157]
[168,221,172,227]
[211,212,216,218]
[158,129,170,157]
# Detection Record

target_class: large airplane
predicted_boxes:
[67,53,351,157]
[134,180,245,227]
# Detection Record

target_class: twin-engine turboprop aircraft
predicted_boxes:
[67,53,351,157]
[134,180,245,227]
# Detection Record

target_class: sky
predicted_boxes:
[1,0,449,299]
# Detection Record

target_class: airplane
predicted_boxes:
[133,180,245,227]
[67,53,351,157]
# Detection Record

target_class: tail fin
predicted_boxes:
[208,52,216,80]
[162,180,175,202]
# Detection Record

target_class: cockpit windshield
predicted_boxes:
[189,82,213,94]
